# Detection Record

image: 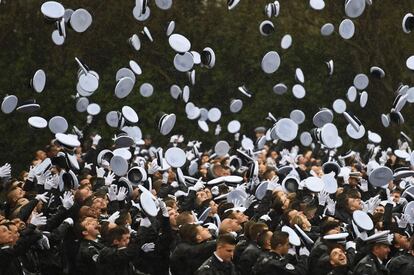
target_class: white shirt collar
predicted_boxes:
[214,252,224,262]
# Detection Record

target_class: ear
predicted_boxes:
[82,230,88,237]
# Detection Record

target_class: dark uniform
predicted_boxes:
[252,251,307,275]
[75,239,105,275]
[97,240,147,275]
[0,224,42,275]
[195,253,238,275]
[353,253,389,275]
[327,266,353,275]
[386,252,414,275]
[170,240,216,275]
[237,242,264,275]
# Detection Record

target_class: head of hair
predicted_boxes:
[242,220,255,240]
[270,231,289,250]
[179,223,199,243]
[176,211,194,228]
[217,233,238,247]
[107,225,129,245]
[320,220,341,236]
[249,222,268,242]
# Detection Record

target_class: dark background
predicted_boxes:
[0,0,414,174]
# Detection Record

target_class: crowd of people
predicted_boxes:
[0,127,414,275]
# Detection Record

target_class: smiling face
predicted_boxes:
[330,247,347,267]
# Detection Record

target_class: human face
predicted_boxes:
[0,225,13,245]
[373,244,390,260]
[168,207,179,228]
[114,233,130,248]
[330,248,347,267]
[392,192,401,203]
[196,225,212,243]
[374,205,385,214]
[8,224,19,245]
[209,200,218,215]
[394,233,410,250]
[279,240,290,255]
[276,191,290,209]
[82,217,100,238]
[347,196,362,211]
[8,187,25,203]
[232,210,248,224]
[216,244,236,262]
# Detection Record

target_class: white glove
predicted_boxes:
[84,162,93,170]
[148,159,160,175]
[346,241,356,250]
[30,212,47,226]
[37,235,50,250]
[0,163,11,178]
[92,134,101,146]
[86,115,93,124]
[215,124,221,136]
[299,247,310,256]
[35,170,50,186]
[72,125,84,139]
[162,172,169,184]
[140,217,151,228]
[359,179,369,192]
[259,214,271,222]
[141,242,155,253]
[107,211,120,223]
[158,199,169,217]
[170,181,179,188]
[267,176,281,191]
[326,198,336,215]
[64,217,74,226]
[96,167,106,178]
[244,195,255,209]
[101,160,110,170]
[107,184,118,201]
[28,165,36,181]
[397,214,409,229]
[386,188,394,205]
[318,190,330,206]
[174,190,188,198]
[379,151,388,166]
[189,178,204,192]
[131,200,141,210]
[60,191,74,210]
[44,174,59,190]
[104,171,115,186]
[234,133,240,141]
[35,192,49,203]
[288,247,296,256]
[116,186,128,201]
[363,195,381,214]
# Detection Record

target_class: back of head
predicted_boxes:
[249,222,268,243]
[270,231,289,250]
[179,223,199,243]
[107,225,129,245]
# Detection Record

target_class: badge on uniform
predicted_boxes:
[285,263,295,270]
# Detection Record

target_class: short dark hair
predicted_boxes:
[249,222,268,242]
[320,220,340,236]
[107,226,129,245]
[179,223,199,243]
[176,211,194,227]
[270,231,289,249]
[217,233,237,247]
